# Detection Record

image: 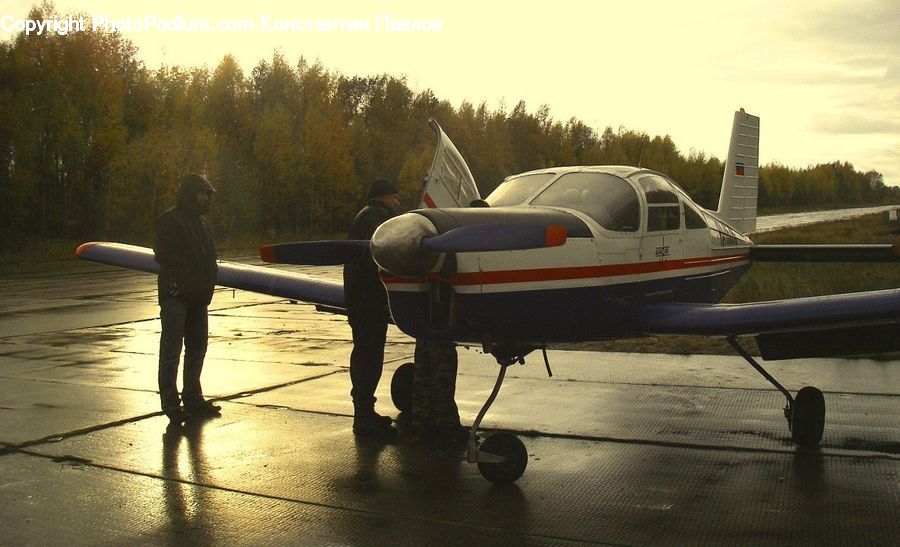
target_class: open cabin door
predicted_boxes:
[420,119,481,209]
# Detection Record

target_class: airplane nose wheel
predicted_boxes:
[789,386,825,448]
[478,432,528,484]
[390,362,415,412]
[467,357,529,484]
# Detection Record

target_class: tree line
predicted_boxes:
[1,3,897,248]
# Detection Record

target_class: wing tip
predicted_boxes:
[75,242,99,258]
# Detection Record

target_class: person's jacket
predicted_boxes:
[154,180,218,305]
[343,199,395,319]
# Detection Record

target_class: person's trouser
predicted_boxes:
[348,314,387,412]
[158,297,208,413]
[412,340,460,428]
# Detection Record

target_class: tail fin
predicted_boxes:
[716,109,760,234]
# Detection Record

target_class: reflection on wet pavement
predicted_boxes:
[0,264,897,544]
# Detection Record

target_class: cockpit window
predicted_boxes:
[638,175,679,204]
[684,201,707,229]
[531,172,640,232]
[639,175,681,231]
[485,173,555,206]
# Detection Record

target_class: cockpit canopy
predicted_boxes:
[484,167,745,243]
[530,172,641,232]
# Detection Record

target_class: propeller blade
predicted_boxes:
[420,224,567,253]
[260,240,368,265]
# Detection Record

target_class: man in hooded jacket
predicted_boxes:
[154,173,221,424]
[344,179,400,437]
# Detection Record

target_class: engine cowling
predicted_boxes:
[371,213,441,277]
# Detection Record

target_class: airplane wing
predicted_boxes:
[76,242,345,311]
[634,289,900,359]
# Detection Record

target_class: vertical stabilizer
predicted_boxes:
[716,109,760,234]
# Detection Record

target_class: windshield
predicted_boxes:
[485,173,555,206]
[531,172,640,232]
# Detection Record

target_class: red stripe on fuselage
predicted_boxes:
[423,193,437,208]
[382,253,750,286]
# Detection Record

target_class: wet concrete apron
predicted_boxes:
[1,263,898,545]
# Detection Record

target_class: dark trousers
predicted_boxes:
[412,341,460,428]
[158,296,208,413]
[348,314,388,411]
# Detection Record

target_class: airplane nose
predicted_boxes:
[371,213,441,277]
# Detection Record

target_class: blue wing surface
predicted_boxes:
[635,289,900,359]
[76,242,345,311]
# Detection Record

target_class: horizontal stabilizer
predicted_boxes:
[421,224,567,253]
[751,244,899,262]
[260,240,368,265]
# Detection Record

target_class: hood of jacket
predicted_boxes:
[177,174,216,216]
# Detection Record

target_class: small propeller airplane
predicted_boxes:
[78,109,900,484]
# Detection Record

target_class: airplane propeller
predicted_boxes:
[260,213,568,278]
[419,223,568,253]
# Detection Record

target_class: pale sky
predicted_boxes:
[3,0,899,186]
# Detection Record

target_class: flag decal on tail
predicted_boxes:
[736,162,745,176]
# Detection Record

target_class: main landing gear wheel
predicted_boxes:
[727,338,827,449]
[390,362,415,412]
[477,432,528,485]
[790,386,825,448]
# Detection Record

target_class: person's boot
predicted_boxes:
[352,405,395,438]
[165,407,189,425]
[430,423,469,448]
[185,399,222,418]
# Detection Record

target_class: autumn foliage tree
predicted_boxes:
[1,3,897,249]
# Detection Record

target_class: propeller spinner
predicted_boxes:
[371,213,568,277]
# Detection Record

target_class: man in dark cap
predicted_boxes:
[343,178,400,437]
[154,173,221,425]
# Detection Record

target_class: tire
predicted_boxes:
[791,386,825,448]
[477,432,528,484]
[390,362,415,412]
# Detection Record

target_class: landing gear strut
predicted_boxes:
[728,336,825,447]
[389,346,530,483]
[467,360,528,484]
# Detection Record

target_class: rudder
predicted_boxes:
[716,109,760,234]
